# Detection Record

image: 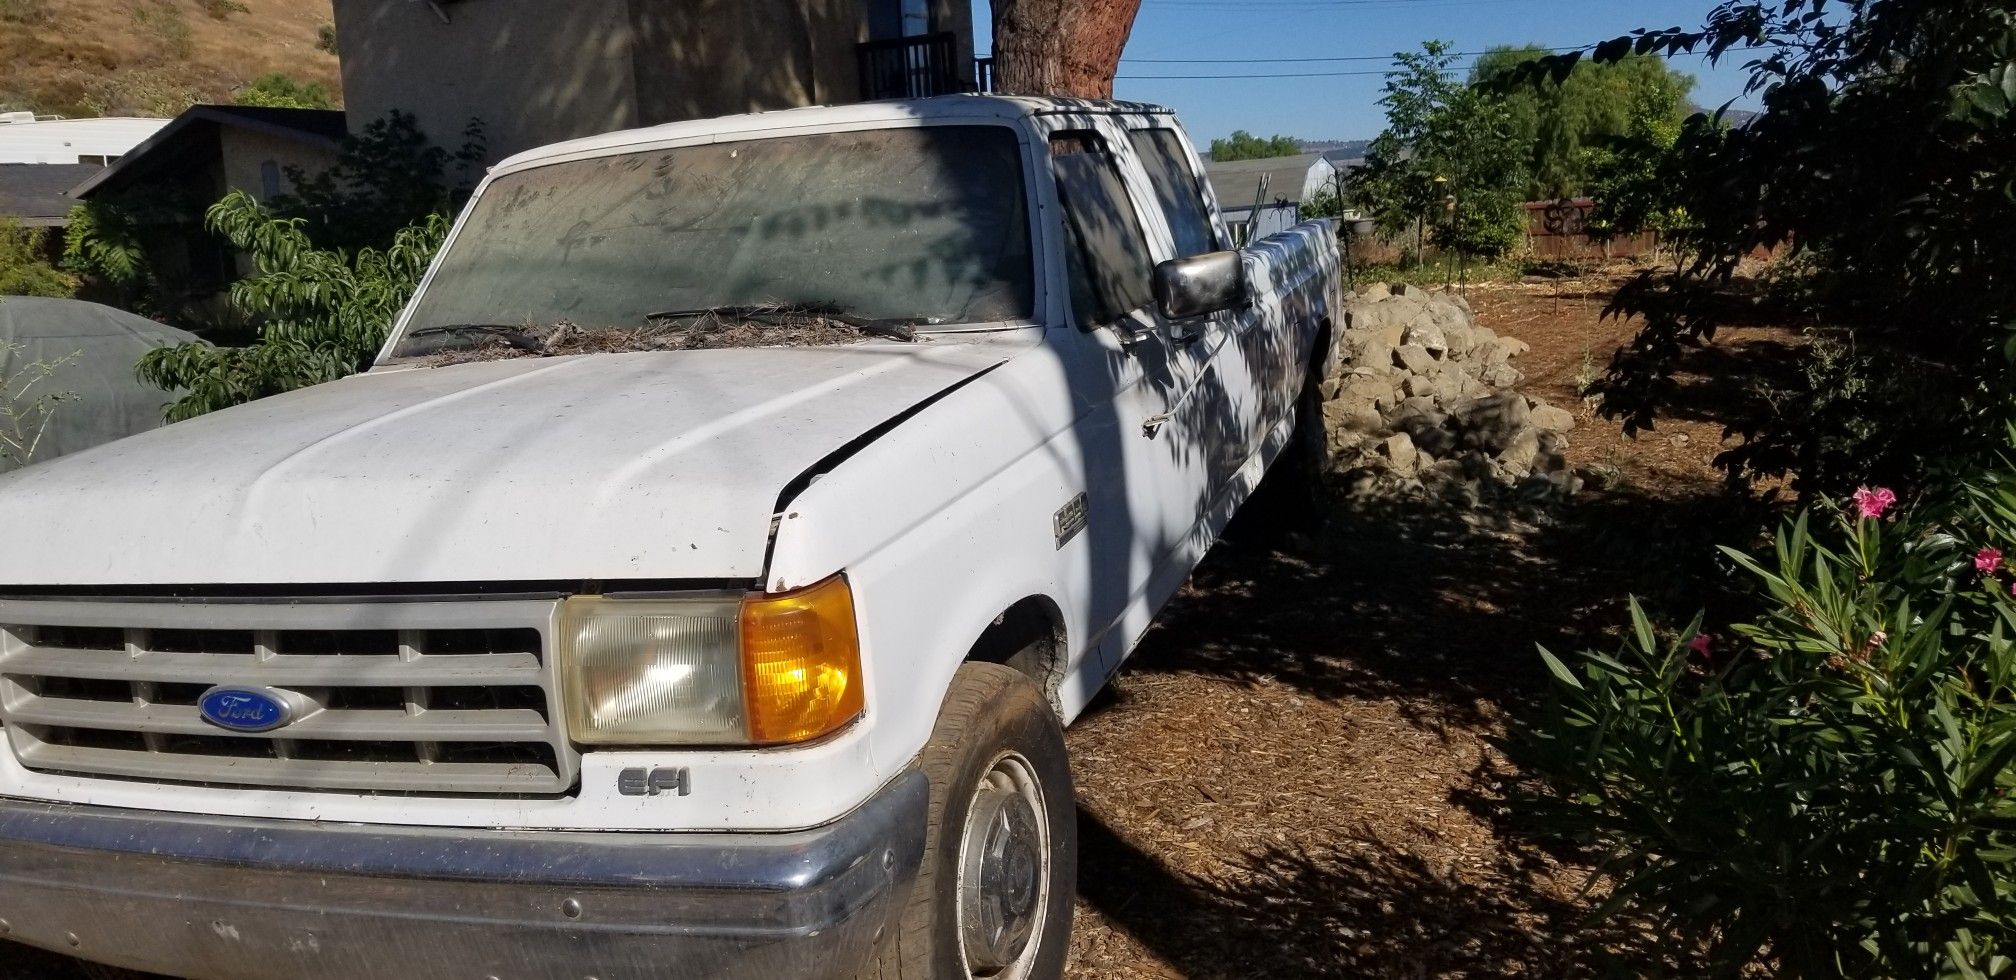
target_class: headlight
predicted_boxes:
[560,574,865,746]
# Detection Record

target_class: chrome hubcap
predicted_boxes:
[957,753,1048,978]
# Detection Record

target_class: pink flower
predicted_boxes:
[1980,547,2006,574]
[1852,486,1897,520]
[1687,633,1714,655]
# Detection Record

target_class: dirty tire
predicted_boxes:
[857,663,1075,980]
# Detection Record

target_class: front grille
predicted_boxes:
[0,598,576,796]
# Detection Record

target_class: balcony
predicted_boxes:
[857,32,983,100]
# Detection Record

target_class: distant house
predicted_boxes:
[1204,152,1341,243]
[0,114,172,238]
[0,164,99,231]
[331,0,981,162]
[70,106,346,301]
[0,114,169,166]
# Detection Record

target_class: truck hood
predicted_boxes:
[0,339,1030,586]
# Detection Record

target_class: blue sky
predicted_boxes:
[969,0,1764,144]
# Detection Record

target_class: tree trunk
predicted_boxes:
[991,0,1144,99]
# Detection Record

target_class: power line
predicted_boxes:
[1115,44,1762,80]
[1122,45,1585,64]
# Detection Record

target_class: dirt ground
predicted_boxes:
[0,269,1804,980]
[1061,269,1805,978]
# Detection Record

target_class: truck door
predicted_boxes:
[1118,124,1264,508]
[1043,124,1213,671]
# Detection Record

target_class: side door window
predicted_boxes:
[1126,128,1221,259]
[1048,131,1156,331]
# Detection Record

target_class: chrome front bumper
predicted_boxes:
[0,769,928,980]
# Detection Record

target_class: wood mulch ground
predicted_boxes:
[1063,267,1806,978]
[0,268,1805,980]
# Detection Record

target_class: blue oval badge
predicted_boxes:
[198,687,294,733]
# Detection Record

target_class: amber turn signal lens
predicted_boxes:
[739,574,865,744]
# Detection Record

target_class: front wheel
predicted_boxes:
[858,663,1076,980]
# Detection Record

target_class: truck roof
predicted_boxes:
[491,95,1178,176]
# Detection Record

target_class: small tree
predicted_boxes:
[1209,131,1303,162]
[1584,83,1695,253]
[1353,42,1532,263]
[136,192,448,421]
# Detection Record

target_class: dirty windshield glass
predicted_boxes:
[391,126,1033,358]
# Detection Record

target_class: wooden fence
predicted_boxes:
[1521,198,1658,261]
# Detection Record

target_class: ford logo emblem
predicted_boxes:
[198,686,296,733]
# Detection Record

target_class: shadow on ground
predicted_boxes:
[1068,454,1760,976]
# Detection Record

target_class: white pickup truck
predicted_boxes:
[0,95,1339,980]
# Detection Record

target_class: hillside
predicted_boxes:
[0,0,339,118]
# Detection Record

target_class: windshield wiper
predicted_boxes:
[403,324,546,352]
[643,305,921,343]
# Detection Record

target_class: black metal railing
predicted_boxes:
[858,32,977,100]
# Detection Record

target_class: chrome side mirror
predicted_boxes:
[1153,251,1246,321]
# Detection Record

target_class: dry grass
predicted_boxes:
[0,0,339,117]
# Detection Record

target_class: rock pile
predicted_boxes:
[1319,282,1582,504]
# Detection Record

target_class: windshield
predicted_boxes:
[390,125,1035,359]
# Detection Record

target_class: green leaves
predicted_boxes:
[1515,491,2016,976]
[136,191,449,422]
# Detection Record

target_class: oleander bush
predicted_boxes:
[1516,477,2016,977]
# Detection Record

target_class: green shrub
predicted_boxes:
[1515,481,2016,976]
[0,219,76,298]
[135,192,447,421]
[234,72,335,110]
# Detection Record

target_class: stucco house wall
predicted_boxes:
[218,127,339,204]
[332,0,642,162]
[332,0,977,162]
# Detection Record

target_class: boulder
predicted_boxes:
[1411,423,1459,459]
[1530,402,1577,433]
[1354,339,1395,375]
[1341,376,1398,415]
[1393,395,1442,423]
[1378,432,1420,475]
[1430,372,1465,406]
[1395,344,1438,374]
[1402,321,1449,357]
[1441,321,1477,359]
[1324,399,1385,436]
[1496,428,1542,475]
[1482,363,1525,389]
[1359,282,1392,302]
[1453,393,1531,453]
